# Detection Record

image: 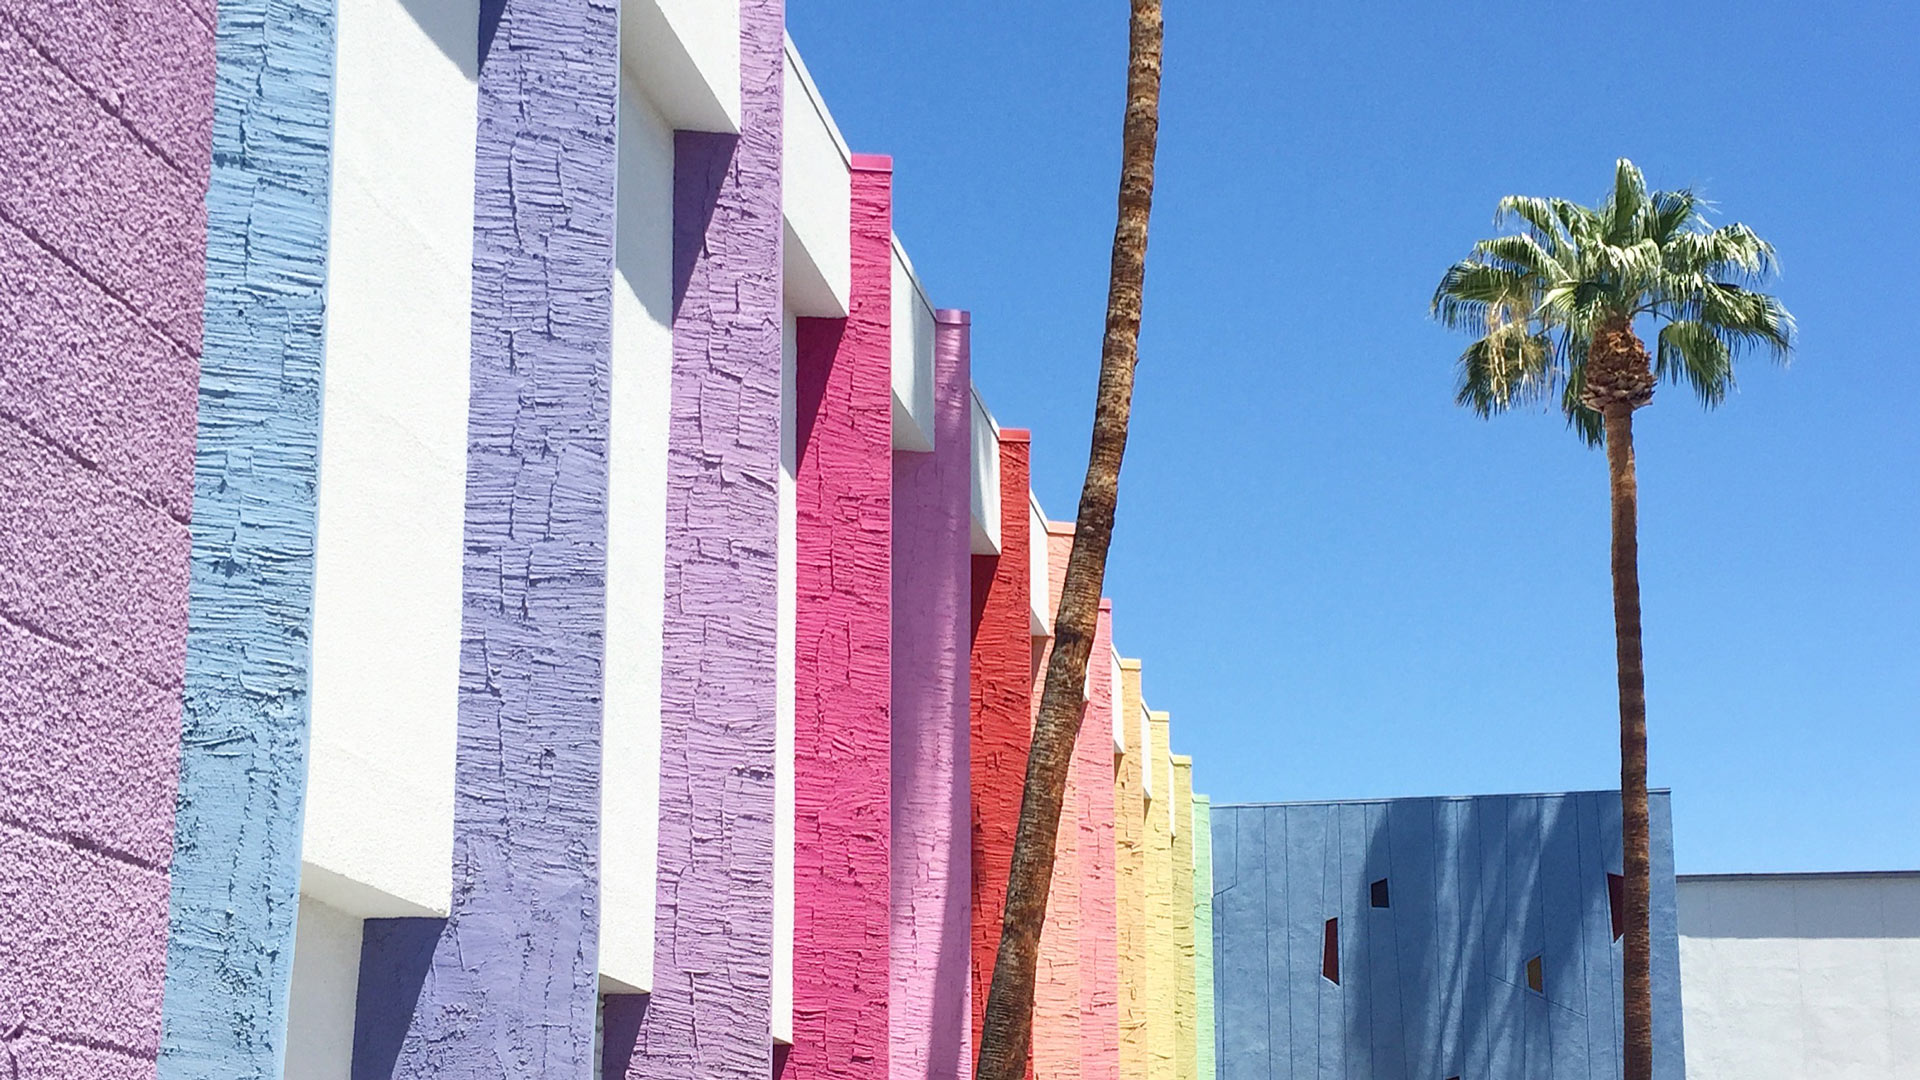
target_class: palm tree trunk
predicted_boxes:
[1601,401,1653,1080]
[974,2,1161,1078]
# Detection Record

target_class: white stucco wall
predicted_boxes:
[1028,495,1051,637]
[599,74,677,995]
[303,0,478,921]
[969,385,1000,556]
[781,40,850,319]
[1678,872,1920,1079]
[891,240,937,452]
[286,895,364,1080]
[619,0,740,134]
[773,310,798,1045]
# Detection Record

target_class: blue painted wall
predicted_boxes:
[1211,792,1683,1080]
[158,0,334,1072]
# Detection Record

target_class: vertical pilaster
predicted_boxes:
[349,0,618,1069]
[790,153,893,1080]
[891,308,976,1080]
[157,0,332,1069]
[1033,524,1082,1080]
[1080,601,1121,1080]
[969,428,1032,1066]
[1114,658,1148,1080]
[604,2,784,1077]
[1191,795,1215,1080]
[1170,758,1197,1080]
[1144,710,1176,1080]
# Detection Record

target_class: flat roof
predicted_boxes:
[1679,870,1920,883]
[1214,788,1671,809]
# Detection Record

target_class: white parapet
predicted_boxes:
[969,385,1001,555]
[620,0,741,134]
[303,0,478,923]
[781,38,850,319]
[772,311,798,1046]
[892,238,938,451]
[1110,648,1126,752]
[1029,494,1051,637]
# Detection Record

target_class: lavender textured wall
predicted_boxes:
[155,0,335,1067]
[890,309,975,1080]
[0,0,210,1070]
[350,0,617,1070]
[790,155,892,1080]
[604,1,783,1077]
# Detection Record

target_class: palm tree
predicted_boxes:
[975,2,1162,1078]
[1432,158,1792,1080]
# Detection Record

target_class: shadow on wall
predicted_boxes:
[393,0,480,78]
[1213,793,1680,1080]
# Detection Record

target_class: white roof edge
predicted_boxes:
[892,233,938,318]
[782,34,852,167]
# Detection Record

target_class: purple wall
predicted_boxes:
[351,0,618,1070]
[890,309,976,1080]
[603,1,784,1077]
[0,0,210,1070]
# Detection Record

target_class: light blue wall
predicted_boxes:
[1211,791,1683,1080]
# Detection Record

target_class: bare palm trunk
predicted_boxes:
[974,3,1162,1078]
[1601,401,1653,1080]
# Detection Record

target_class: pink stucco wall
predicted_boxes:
[1079,601,1120,1080]
[0,0,211,1068]
[890,301,975,1080]
[1033,525,1082,1080]
[790,154,894,1080]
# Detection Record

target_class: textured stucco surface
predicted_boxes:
[790,155,893,1080]
[1211,792,1684,1080]
[1143,711,1176,1080]
[351,0,618,1069]
[1032,525,1081,1080]
[1170,759,1196,1080]
[1191,796,1215,1080]
[0,0,209,1062]
[890,308,975,1080]
[968,429,1032,1063]
[155,0,332,1067]
[605,2,784,1076]
[1113,660,1147,1080]
[1078,603,1120,1080]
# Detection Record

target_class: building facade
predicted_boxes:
[0,0,1219,1078]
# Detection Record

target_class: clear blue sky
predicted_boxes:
[789,1,1920,874]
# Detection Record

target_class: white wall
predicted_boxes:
[1028,495,1051,637]
[781,40,850,319]
[599,75,677,995]
[286,895,364,1080]
[1109,647,1125,752]
[619,0,740,134]
[1678,872,1920,1079]
[773,310,798,1045]
[969,384,1000,556]
[304,0,478,921]
[891,240,937,452]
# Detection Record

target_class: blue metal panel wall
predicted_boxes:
[1210,792,1683,1080]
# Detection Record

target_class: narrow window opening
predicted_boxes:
[1322,918,1340,984]
[1607,873,1626,942]
[1370,878,1390,909]
[1525,955,1544,994]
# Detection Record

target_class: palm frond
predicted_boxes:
[1656,319,1735,405]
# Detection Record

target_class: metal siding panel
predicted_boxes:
[1284,805,1321,1080]
[1480,796,1520,1080]
[1387,800,1439,1080]
[1318,815,1343,1080]
[1219,808,1269,1080]
[1509,797,1548,1079]
[1539,795,1589,1079]
[1577,793,1618,1080]
[1598,793,1625,1057]
[1337,803,1371,1080]
[1433,799,1465,1080]
[1363,801,1406,1080]
[1457,798,1492,1080]
[1648,793,1685,1080]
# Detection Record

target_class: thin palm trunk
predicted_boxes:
[974,3,1162,1078]
[1600,401,1653,1080]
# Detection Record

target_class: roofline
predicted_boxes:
[1214,788,1672,809]
[1678,870,1920,883]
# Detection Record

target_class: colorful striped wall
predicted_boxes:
[0,0,1229,1076]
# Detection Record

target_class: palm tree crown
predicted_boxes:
[1432,158,1794,442]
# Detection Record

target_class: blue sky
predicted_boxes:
[789,1,1920,874]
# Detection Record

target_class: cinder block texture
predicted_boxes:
[155,0,331,1069]
[968,430,1032,1064]
[0,0,209,1063]
[349,0,618,1069]
[1210,792,1685,1080]
[605,2,785,1077]
[890,308,975,1080]
[790,157,893,1080]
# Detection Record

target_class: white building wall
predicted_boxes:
[303,0,478,921]
[619,0,740,134]
[781,39,851,319]
[598,74,678,995]
[969,385,1001,555]
[286,896,365,1080]
[773,310,799,1044]
[891,240,937,452]
[1678,872,1920,1079]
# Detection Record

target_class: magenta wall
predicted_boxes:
[0,0,210,1072]
[890,308,975,1080]
[790,154,894,1080]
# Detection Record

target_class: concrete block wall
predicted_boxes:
[0,0,211,1071]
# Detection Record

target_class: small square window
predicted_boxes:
[1370,878,1390,909]
[1608,873,1626,942]
[1526,955,1544,994]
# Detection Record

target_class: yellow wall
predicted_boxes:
[1170,757,1197,1080]
[1145,710,1176,1080]
[1114,659,1147,1080]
